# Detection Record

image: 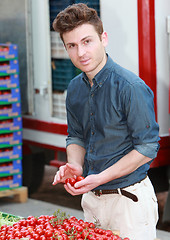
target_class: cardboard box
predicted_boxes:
[0,44,18,60]
[0,102,21,118]
[0,144,22,161]
[0,88,21,103]
[0,59,19,74]
[0,173,22,190]
[0,74,19,89]
[0,130,22,146]
[0,159,22,175]
[0,116,22,132]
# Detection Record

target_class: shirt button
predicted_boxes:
[90,149,93,153]
[91,131,94,135]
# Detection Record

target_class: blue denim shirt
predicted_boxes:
[66,55,160,190]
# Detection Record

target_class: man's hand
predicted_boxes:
[64,174,101,195]
[52,162,83,185]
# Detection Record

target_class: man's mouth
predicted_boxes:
[80,58,90,65]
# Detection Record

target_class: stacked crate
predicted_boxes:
[74,0,100,16]
[50,0,75,119]
[49,0,100,119]
[0,43,22,190]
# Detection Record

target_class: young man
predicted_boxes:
[52,3,160,240]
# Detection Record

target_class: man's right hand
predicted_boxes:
[52,162,83,185]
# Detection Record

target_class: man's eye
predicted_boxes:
[84,40,90,44]
[68,44,75,49]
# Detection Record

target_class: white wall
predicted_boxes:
[155,0,170,136]
[100,0,139,75]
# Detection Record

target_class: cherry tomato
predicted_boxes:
[76,176,85,182]
[65,177,76,186]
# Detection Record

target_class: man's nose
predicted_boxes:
[77,45,85,57]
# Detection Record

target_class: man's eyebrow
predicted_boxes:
[81,36,92,41]
[66,36,93,46]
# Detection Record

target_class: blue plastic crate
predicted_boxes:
[74,0,100,16]
[0,102,21,118]
[0,144,22,161]
[52,59,76,91]
[50,0,73,12]
[0,116,22,132]
[0,172,22,190]
[0,130,22,146]
[50,0,74,29]
[0,59,19,75]
[0,44,18,60]
[0,159,22,175]
[0,88,21,104]
[0,74,20,89]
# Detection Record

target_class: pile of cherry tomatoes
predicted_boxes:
[0,213,130,240]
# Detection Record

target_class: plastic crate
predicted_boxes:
[0,159,22,175]
[0,59,19,75]
[52,59,76,91]
[0,44,18,60]
[50,0,73,12]
[74,0,100,16]
[49,0,74,29]
[52,91,67,119]
[0,73,19,89]
[0,116,22,132]
[0,144,22,161]
[0,172,22,190]
[0,102,21,118]
[51,31,69,59]
[0,88,20,104]
[0,211,23,221]
[0,130,22,146]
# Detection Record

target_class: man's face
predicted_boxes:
[63,24,108,80]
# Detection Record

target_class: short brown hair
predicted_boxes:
[52,3,104,41]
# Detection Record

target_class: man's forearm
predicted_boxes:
[66,144,86,168]
[98,149,152,186]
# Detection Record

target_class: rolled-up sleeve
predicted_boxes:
[66,93,85,149]
[122,81,160,159]
[135,142,160,159]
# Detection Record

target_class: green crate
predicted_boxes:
[0,211,23,227]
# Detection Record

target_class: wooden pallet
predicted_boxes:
[0,186,28,203]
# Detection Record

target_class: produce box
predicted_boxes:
[0,172,22,190]
[0,102,21,118]
[0,130,22,146]
[0,88,20,103]
[0,144,22,161]
[0,116,22,132]
[0,158,22,175]
[0,44,18,60]
[0,212,23,229]
[0,59,19,74]
[0,74,19,89]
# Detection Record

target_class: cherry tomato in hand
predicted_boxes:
[65,177,76,186]
[76,176,85,182]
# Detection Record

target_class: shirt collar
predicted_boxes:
[82,54,114,87]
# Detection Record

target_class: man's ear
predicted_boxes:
[101,31,108,47]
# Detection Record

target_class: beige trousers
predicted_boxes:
[81,177,158,240]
